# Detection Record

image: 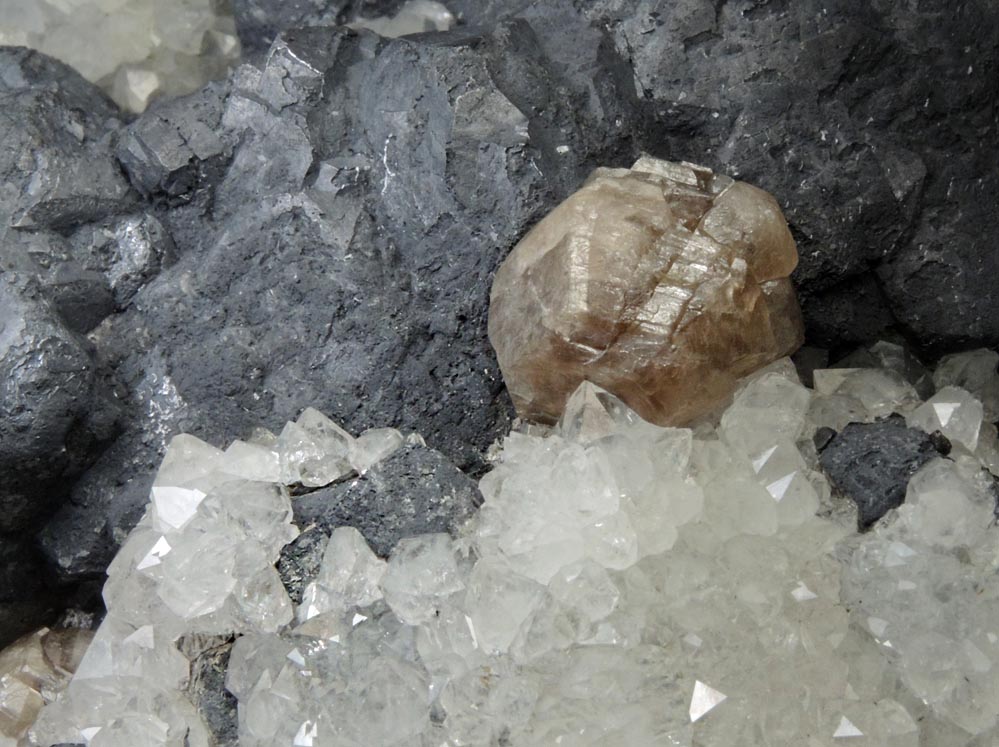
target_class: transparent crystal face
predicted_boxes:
[22,348,999,746]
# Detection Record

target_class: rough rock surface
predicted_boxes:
[489,155,804,426]
[587,0,999,355]
[445,0,998,355]
[37,19,645,582]
[0,68,132,231]
[276,526,330,605]
[0,540,57,650]
[183,637,239,747]
[819,416,946,529]
[292,444,483,558]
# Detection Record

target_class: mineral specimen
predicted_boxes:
[0,0,240,111]
[489,156,804,426]
[4,2,999,738]
[29,351,999,745]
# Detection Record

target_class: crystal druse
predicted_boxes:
[0,0,240,112]
[1,2,998,744]
[489,156,804,427]
[22,347,999,746]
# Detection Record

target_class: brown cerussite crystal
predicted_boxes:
[488,156,805,426]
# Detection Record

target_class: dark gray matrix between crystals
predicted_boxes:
[291,444,483,559]
[0,0,997,646]
[819,416,949,530]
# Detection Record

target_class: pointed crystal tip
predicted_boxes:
[689,680,727,723]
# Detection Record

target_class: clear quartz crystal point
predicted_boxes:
[380,534,465,625]
[298,526,387,624]
[906,385,983,451]
[689,680,727,723]
[933,348,999,421]
[812,368,920,418]
[350,427,405,474]
[278,408,356,486]
[833,715,864,738]
[558,380,621,443]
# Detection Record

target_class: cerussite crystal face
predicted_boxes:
[488,156,805,426]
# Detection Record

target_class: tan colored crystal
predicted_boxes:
[0,627,92,743]
[488,156,804,426]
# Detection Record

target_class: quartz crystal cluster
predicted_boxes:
[0,0,239,111]
[489,156,805,427]
[25,347,999,746]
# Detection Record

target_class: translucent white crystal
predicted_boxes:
[0,0,240,111]
[933,348,999,421]
[689,680,727,723]
[350,427,405,474]
[463,557,544,654]
[813,367,920,418]
[297,526,387,625]
[380,534,465,625]
[33,369,999,746]
[720,371,811,455]
[220,440,281,483]
[841,458,999,734]
[906,385,983,451]
[32,429,299,745]
[291,407,354,484]
[150,486,206,530]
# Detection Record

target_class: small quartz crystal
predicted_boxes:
[489,156,804,427]
[906,385,983,451]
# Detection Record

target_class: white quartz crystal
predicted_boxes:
[906,385,984,451]
[27,349,999,746]
[0,0,240,112]
[841,458,999,735]
[813,368,919,429]
[299,526,387,623]
[380,534,465,625]
[933,348,999,421]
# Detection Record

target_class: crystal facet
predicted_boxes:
[489,156,804,427]
[25,352,999,746]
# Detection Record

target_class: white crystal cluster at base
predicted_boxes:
[0,0,455,113]
[0,0,240,112]
[28,347,999,746]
